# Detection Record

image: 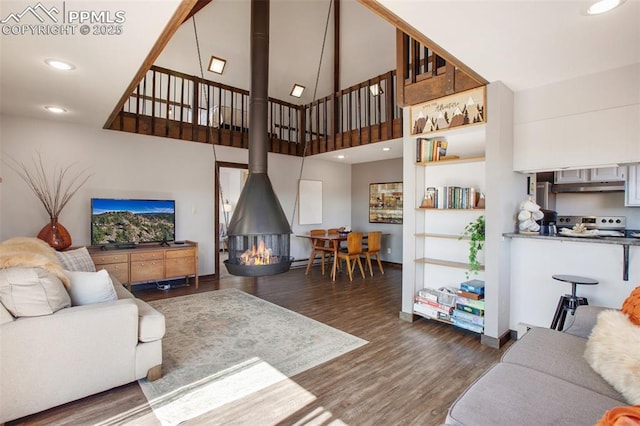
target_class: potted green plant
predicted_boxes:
[460,215,485,278]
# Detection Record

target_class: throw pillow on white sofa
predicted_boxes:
[0,267,71,317]
[56,247,96,272]
[64,269,117,306]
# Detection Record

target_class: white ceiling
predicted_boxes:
[378,0,640,93]
[1,0,638,165]
[155,0,397,105]
[0,0,183,127]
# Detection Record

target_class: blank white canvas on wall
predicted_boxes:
[298,179,322,225]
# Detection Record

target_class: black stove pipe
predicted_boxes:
[227,0,291,237]
[248,0,269,175]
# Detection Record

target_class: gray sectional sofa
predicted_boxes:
[446,306,629,426]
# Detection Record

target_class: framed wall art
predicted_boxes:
[369,182,403,224]
[410,86,486,135]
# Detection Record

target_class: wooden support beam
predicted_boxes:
[104,0,200,129]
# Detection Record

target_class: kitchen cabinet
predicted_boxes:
[555,166,626,184]
[554,169,588,184]
[590,166,626,182]
[626,164,640,206]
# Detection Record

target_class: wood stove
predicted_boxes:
[224,0,293,277]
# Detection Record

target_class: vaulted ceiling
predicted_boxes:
[1,0,638,163]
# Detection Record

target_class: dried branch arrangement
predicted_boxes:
[6,152,92,219]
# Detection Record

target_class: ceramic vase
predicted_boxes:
[37,218,72,251]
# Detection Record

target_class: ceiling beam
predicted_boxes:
[182,0,212,23]
[103,0,200,130]
[357,0,488,86]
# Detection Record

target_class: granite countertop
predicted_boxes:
[503,232,640,246]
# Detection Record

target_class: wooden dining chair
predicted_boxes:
[306,229,332,275]
[363,231,384,276]
[333,232,365,281]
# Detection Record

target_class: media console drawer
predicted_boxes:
[131,251,164,262]
[99,262,129,284]
[131,260,164,282]
[92,253,129,265]
[166,256,195,277]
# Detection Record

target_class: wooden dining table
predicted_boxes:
[297,232,364,281]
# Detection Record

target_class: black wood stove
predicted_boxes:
[224,0,293,277]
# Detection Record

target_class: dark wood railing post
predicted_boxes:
[385,71,393,139]
[151,70,156,136]
[192,79,199,142]
[298,106,305,156]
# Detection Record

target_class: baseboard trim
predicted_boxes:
[292,258,403,270]
[398,311,415,323]
[481,330,512,349]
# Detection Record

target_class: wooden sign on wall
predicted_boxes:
[410,86,486,136]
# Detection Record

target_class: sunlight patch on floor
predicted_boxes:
[145,357,317,425]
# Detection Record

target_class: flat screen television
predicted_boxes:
[91,198,175,246]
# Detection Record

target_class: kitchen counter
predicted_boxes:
[504,232,639,280]
[503,232,640,246]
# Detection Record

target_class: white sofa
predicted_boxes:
[0,239,165,424]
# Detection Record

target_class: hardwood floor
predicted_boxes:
[9,265,510,426]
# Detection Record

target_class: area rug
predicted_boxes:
[138,288,367,425]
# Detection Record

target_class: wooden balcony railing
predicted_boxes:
[397,31,485,106]
[108,65,403,156]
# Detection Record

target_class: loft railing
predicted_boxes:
[112,65,402,156]
[400,33,447,84]
[303,71,402,154]
[396,31,485,106]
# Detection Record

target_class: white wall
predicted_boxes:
[554,192,640,229]
[0,114,352,276]
[351,157,403,264]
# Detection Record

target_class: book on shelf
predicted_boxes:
[453,309,485,326]
[457,290,484,300]
[414,302,454,323]
[417,288,439,303]
[415,296,454,313]
[455,303,484,317]
[456,296,486,310]
[424,186,477,209]
[453,318,484,334]
[416,137,452,163]
[460,279,485,295]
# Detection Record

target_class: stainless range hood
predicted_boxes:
[551,181,625,193]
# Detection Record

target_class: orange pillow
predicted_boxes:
[621,286,640,326]
[596,405,640,426]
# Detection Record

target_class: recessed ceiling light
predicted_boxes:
[370,83,383,97]
[208,56,226,74]
[337,155,345,159]
[44,105,67,114]
[587,0,625,14]
[290,84,305,98]
[382,147,391,152]
[44,59,75,71]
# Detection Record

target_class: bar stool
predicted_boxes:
[550,274,598,331]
